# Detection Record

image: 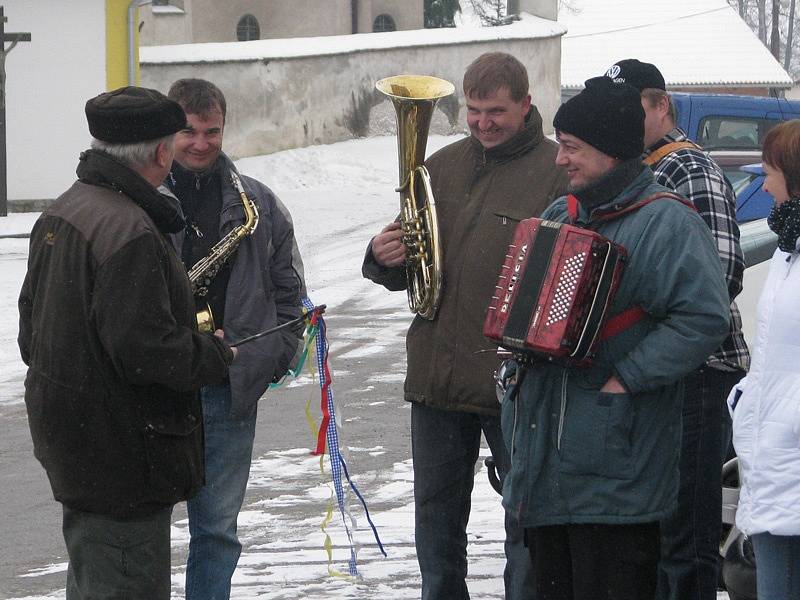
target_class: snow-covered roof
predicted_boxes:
[140,12,565,64]
[560,0,793,90]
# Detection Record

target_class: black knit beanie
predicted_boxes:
[553,76,645,160]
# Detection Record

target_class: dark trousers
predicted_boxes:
[63,504,172,600]
[656,366,744,600]
[411,401,534,600]
[528,522,660,600]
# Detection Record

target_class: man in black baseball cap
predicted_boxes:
[605,58,666,92]
[18,86,234,599]
[501,75,731,600]
[605,58,750,600]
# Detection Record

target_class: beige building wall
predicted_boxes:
[358,0,424,32]
[140,0,424,46]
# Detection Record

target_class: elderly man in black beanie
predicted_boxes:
[18,86,235,600]
[606,58,749,600]
[500,76,731,600]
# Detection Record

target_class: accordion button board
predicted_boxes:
[483,217,627,365]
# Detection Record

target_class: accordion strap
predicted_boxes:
[567,192,695,224]
[599,306,647,341]
[564,192,692,342]
[642,140,703,167]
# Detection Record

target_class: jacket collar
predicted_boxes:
[76,149,185,234]
[168,153,251,227]
[168,155,223,191]
[469,104,546,166]
[569,159,655,224]
[642,126,688,158]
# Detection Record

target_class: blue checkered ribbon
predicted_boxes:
[302,298,387,576]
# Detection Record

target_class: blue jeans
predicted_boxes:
[185,383,257,600]
[656,367,744,600]
[751,532,800,599]
[411,401,534,600]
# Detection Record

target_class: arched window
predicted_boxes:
[236,14,260,41]
[373,14,397,33]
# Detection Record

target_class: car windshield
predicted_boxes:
[725,168,758,194]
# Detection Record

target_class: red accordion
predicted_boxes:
[483,218,628,364]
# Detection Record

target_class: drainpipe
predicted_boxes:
[128,0,152,85]
[351,0,358,34]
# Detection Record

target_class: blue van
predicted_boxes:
[673,92,800,150]
[671,92,800,222]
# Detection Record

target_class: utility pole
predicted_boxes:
[0,5,31,216]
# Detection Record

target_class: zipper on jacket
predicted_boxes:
[557,369,568,450]
[784,252,799,279]
[510,386,520,465]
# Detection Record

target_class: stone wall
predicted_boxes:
[141,18,564,159]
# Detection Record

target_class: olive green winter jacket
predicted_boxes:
[363,107,568,415]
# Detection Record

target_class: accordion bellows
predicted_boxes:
[483,218,627,365]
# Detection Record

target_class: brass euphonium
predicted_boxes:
[376,75,455,320]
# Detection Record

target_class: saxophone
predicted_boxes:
[188,170,259,333]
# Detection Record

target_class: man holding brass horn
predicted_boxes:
[363,53,568,599]
[165,78,305,600]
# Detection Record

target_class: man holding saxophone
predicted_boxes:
[363,52,569,600]
[165,78,305,600]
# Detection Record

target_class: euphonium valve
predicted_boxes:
[376,74,454,320]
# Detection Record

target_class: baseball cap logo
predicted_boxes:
[606,64,622,80]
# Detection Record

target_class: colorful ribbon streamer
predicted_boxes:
[272,299,386,576]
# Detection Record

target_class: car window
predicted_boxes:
[699,116,779,150]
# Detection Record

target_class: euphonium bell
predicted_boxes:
[376,75,454,320]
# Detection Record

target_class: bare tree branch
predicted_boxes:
[785,0,796,70]
[771,0,782,58]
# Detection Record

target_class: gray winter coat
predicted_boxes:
[169,154,304,416]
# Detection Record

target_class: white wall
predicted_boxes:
[4,1,106,203]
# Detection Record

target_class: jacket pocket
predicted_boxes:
[141,406,203,503]
[493,209,529,227]
[559,391,634,480]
